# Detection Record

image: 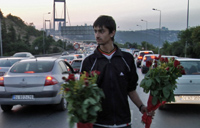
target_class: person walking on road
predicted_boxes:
[80,15,154,128]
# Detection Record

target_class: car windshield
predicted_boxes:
[10,61,54,73]
[0,59,21,67]
[180,61,200,75]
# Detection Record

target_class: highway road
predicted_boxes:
[0,67,200,128]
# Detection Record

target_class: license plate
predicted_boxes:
[12,95,34,100]
[180,96,200,101]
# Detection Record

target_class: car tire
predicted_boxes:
[56,98,67,111]
[1,105,13,112]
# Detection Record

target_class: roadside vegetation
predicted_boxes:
[0,10,200,58]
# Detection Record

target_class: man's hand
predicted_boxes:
[141,105,155,117]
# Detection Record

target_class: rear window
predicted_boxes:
[0,59,21,67]
[60,56,74,60]
[71,60,82,68]
[180,61,200,75]
[139,52,153,57]
[10,61,54,73]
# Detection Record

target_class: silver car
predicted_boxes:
[0,57,75,112]
[0,57,27,76]
[12,52,35,59]
[160,58,200,109]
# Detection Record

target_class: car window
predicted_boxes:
[71,60,82,68]
[0,59,21,67]
[180,61,200,75]
[59,61,72,73]
[139,52,153,56]
[10,61,54,73]
[14,54,27,57]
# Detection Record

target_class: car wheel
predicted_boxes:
[56,98,67,111]
[1,105,13,112]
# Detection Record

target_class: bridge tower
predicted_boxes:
[53,0,66,32]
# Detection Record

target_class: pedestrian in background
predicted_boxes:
[80,15,154,128]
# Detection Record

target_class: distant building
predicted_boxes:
[61,24,94,35]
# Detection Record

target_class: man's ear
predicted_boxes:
[110,30,116,37]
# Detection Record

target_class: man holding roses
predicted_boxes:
[80,15,154,128]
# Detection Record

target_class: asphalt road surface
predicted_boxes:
[0,68,200,128]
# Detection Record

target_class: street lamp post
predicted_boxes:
[43,12,50,54]
[0,12,3,57]
[185,0,189,57]
[152,8,161,54]
[141,19,148,50]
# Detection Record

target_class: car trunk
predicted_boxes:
[4,74,47,92]
[175,75,200,94]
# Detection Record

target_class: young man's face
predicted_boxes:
[93,26,115,45]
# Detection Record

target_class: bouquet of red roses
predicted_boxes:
[61,71,105,128]
[140,55,185,128]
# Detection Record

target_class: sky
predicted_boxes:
[0,0,199,31]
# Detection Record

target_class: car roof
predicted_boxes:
[139,50,153,53]
[143,54,159,57]
[19,57,58,62]
[177,58,200,61]
[0,57,27,60]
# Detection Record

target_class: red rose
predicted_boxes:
[84,79,89,86]
[181,69,186,75]
[174,60,180,67]
[154,61,158,68]
[164,58,168,63]
[85,72,89,77]
[65,88,70,92]
[95,70,101,75]
[160,57,165,62]
[166,67,169,71]
[68,74,75,81]
[155,54,161,60]
[146,61,152,68]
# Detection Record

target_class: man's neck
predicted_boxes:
[99,43,114,53]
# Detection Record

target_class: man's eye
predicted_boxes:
[99,30,104,33]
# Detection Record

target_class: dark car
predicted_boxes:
[136,50,154,68]
[70,59,83,72]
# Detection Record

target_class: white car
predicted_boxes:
[160,58,200,109]
[12,52,35,59]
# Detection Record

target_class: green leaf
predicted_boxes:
[152,96,158,105]
[145,79,153,88]
[162,86,171,99]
